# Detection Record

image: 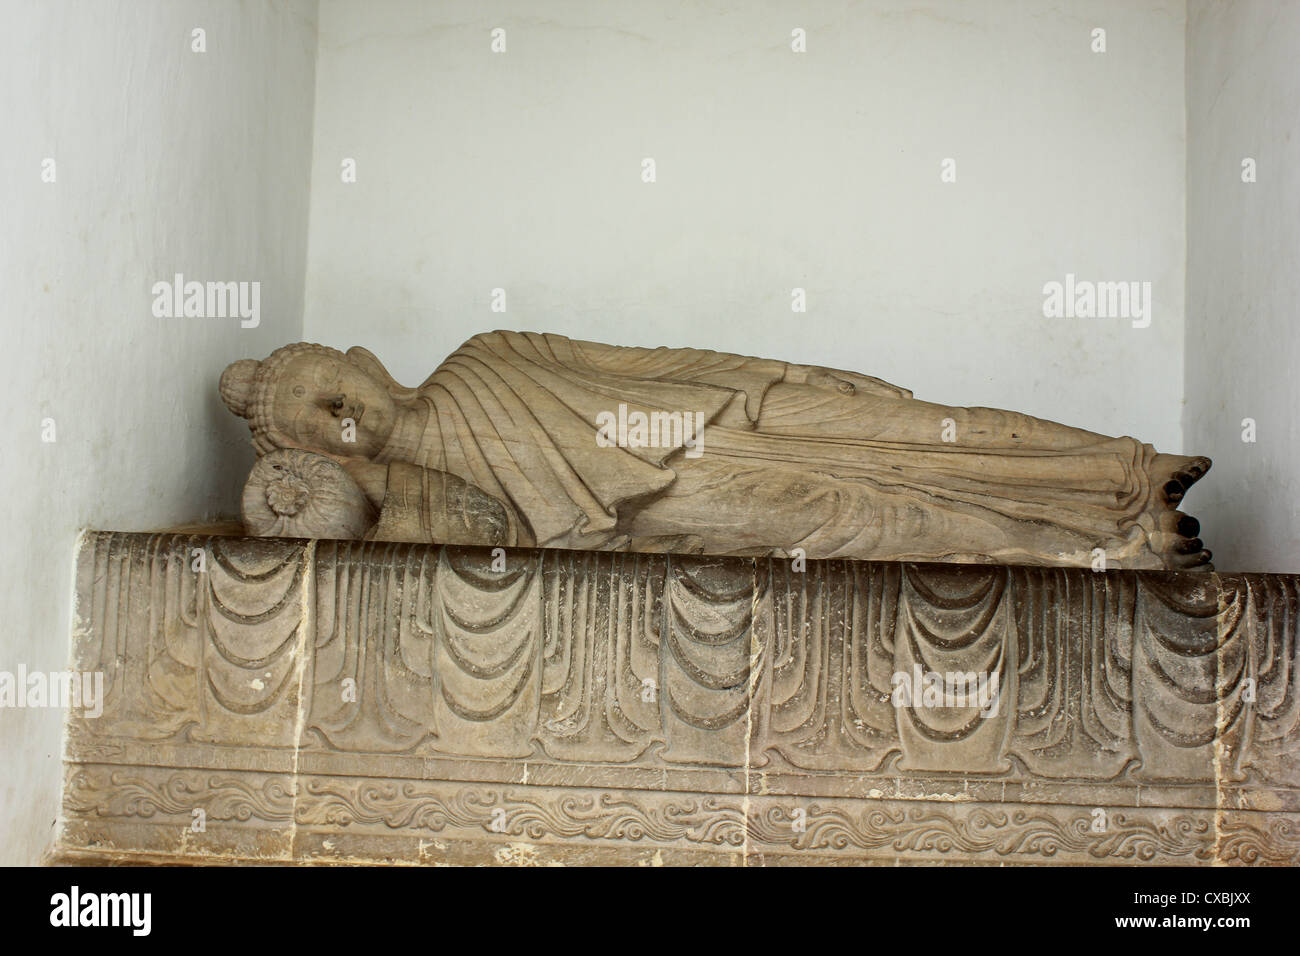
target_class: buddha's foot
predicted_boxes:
[1147,454,1212,570]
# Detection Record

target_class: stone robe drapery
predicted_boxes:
[384,331,1154,562]
[387,331,786,549]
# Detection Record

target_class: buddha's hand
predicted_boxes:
[783,363,913,400]
[335,459,389,509]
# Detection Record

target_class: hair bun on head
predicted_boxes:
[220,359,260,418]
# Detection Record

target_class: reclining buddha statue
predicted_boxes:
[219,331,1212,570]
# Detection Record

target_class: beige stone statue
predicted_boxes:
[219,332,1211,570]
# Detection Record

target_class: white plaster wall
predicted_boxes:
[1185,0,1300,573]
[304,0,1187,452]
[0,0,316,864]
[17,0,1294,863]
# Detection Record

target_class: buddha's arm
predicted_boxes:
[563,334,912,412]
[780,363,913,400]
[339,459,517,547]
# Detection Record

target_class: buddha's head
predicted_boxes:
[220,343,400,459]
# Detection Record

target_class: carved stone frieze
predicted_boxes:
[51,532,1300,865]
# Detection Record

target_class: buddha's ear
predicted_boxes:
[346,346,418,400]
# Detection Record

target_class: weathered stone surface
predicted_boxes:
[221,334,1213,570]
[50,531,1300,865]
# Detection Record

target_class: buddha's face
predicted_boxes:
[271,353,398,458]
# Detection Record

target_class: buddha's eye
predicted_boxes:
[292,385,306,398]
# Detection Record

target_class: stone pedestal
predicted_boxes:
[50,532,1300,865]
